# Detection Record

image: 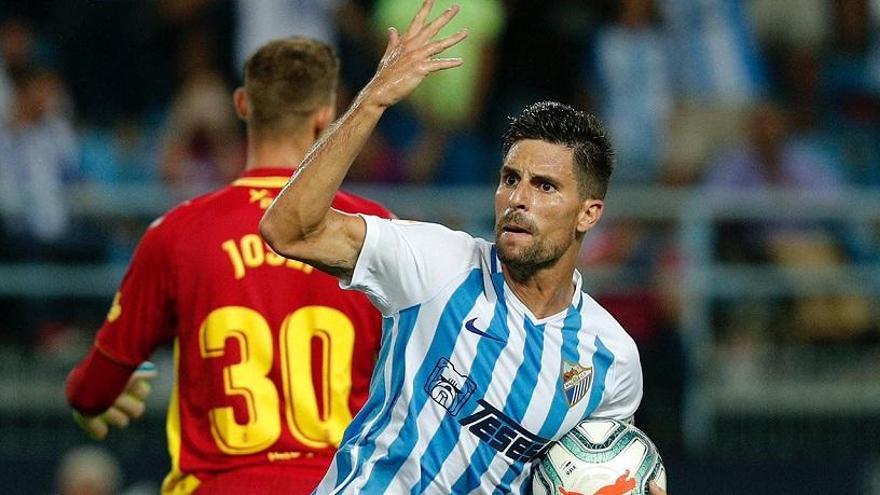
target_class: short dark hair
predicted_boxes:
[243,37,339,133]
[502,101,614,199]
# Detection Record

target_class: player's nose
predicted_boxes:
[506,180,531,210]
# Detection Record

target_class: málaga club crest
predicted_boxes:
[561,361,593,407]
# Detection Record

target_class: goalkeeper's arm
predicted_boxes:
[65,348,157,440]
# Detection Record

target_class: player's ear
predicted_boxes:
[576,198,603,235]
[312,104,334,138]
[233,87,248,121]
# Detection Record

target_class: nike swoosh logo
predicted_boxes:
[464,317,505,343]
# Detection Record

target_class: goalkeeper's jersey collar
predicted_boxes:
[231,167,293,189]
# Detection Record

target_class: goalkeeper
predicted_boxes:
[65,36,393,494]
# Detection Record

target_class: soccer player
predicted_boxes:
[65,38,393,494]
[260,1,648,493]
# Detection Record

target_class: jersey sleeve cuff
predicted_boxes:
[339,213,392,314]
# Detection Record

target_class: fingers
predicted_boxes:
[366,1,465,107]
[127,361,156,400]
[384,27,400,56]
[404,0,434,39]
[102,405,131,428]
[114,393,146,419]
[73,411,109,441]
[425,57,464,72]
[132,361,158,380]
[423,29,468,57]
[126,378,152,400]
[421,4,460,41]
[72,390,148,441]
[404,1,462,45]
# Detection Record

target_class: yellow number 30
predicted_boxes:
[198,305,355,455]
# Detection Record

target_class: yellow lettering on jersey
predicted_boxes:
[266,450,317,462]
[221,240,246,279]
[280,306,355,448]
[248,189,274,210]
[240,234,265,268]
[267,450,302,462]
[222,235,314,279]
[285,258,314,274]
[265,248,286,267]
[199,307,282,454]
[107,291,122,323]
[196,305,357,457]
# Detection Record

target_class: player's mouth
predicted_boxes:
[502,224,530,234]
[497,211,537,241]
[499,223,533,239]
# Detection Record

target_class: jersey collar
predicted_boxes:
[231,168,294,188]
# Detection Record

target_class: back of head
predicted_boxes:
[502,102,615,200]
[243,37,339,136]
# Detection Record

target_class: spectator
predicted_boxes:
[659,0,767,104]
[0,66,78,253]
[704,102,873,342]
[158,29,242,190]
[584,0,671,184]
[659,0,768,184]
[705,103,841,203]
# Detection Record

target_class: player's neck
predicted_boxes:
[244,132,313,171]
[501,250,578,319]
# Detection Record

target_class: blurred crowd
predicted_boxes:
[1,0,880,453]
[0,0,878,243]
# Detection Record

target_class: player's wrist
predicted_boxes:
[356,82,394,113]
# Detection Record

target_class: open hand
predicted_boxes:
[74,362,157,440]
[362,0,469,108]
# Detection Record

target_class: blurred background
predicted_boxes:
[0,0,879,493]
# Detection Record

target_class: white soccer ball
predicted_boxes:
[532,418,666,495]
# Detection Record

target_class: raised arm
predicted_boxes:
[260,0,468,279]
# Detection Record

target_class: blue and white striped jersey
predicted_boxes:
[315,216,643,494]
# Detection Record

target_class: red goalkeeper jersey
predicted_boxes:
[67,168,392,494]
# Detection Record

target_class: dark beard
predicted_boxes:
[497,236,567,282]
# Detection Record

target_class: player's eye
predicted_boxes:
[502,173,518,186]
[539,182,556,193]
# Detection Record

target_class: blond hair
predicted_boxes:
[243,37,339,133]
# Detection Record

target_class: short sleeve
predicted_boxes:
[342,215,478,315]
[591,343,643,421]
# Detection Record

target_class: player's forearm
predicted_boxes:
[262,0,466,260]
[66,347,136,415]
[260,94,385,254]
